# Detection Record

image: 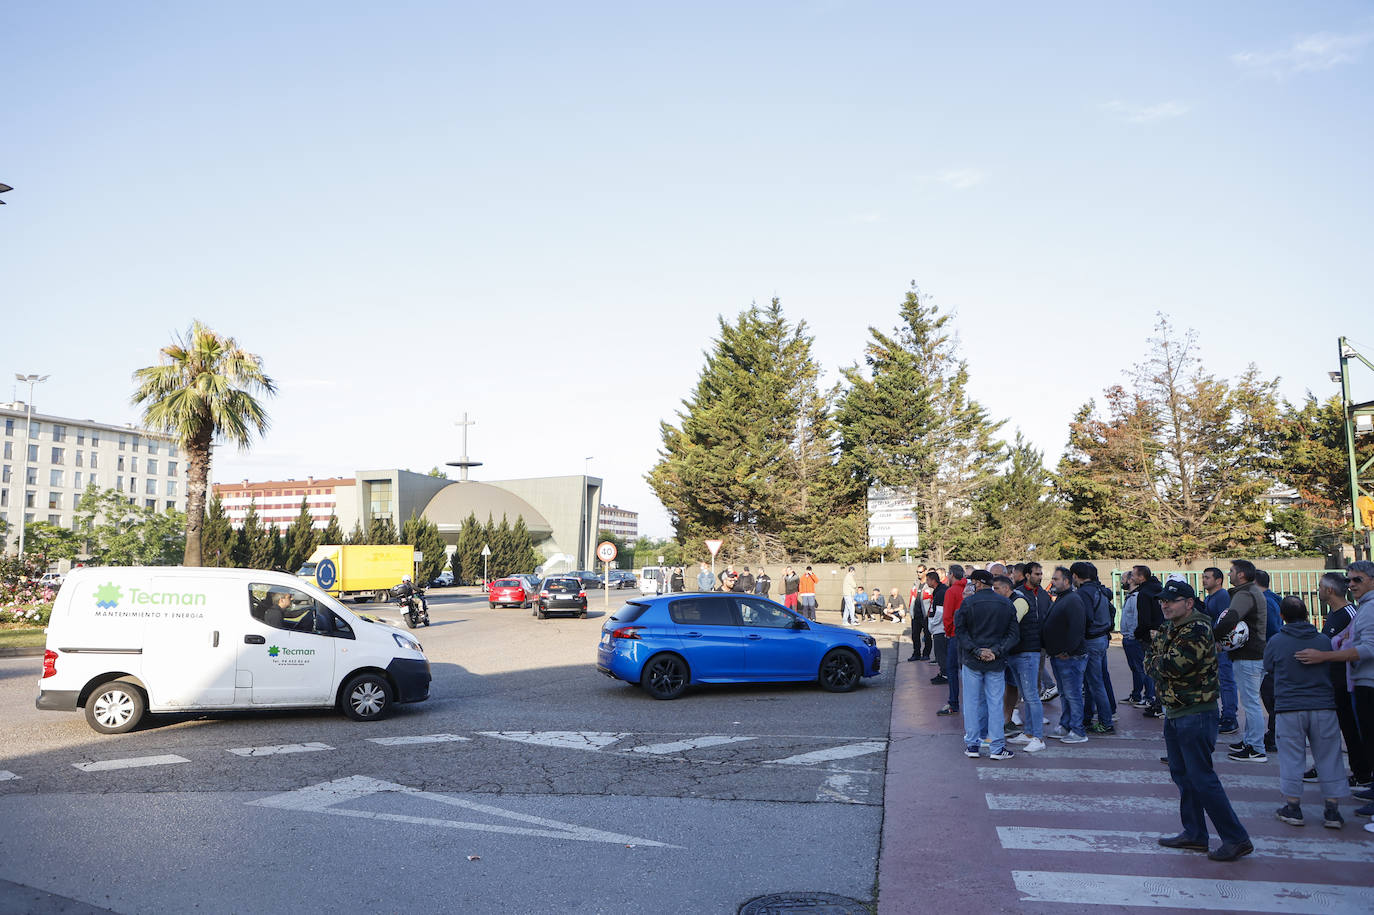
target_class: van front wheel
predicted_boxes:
[85,680,145,734]
[341,673,393,721]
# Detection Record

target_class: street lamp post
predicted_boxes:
[14,373,49,559]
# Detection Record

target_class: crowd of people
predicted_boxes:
[901,557,1374,859]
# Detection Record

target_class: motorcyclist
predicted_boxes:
[392,575,428,621]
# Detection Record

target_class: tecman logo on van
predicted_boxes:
[92,583,209,619]
[267,645,315,657]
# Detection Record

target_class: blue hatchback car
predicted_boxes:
[596,593,881,699]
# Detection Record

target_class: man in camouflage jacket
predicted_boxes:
[1146,579,1253,861]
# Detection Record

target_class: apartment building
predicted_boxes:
[1,401,188,549]
[211,477,358,532]
[598,502,638,542]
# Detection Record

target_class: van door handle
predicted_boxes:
[212,630,220,648]
[244,634,265,644]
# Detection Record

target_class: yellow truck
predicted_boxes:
[297,544,415,603]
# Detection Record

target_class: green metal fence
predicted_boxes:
[1108,568,1343,630]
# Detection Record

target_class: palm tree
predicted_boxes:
[132,321,276,566]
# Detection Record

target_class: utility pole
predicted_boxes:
[1336,337,1374,561]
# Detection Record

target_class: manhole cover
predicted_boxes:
[739,892,870,914]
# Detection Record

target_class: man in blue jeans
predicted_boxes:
[1072,562,1116,734]
[1202,567,1239,734]
[1148,578,1252,861]
[1215,559,1269,762]
[997,575,1046,752]
[1044,566,1089,743]
[955,570,1019,759]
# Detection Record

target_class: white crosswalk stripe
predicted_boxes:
[628,736,755,755]
[0,770,20,781]
[997,826,1374,863]
[1012,870,1374,913]
[477,731,629,751]
[984,791,1358,819]
[976,766,1278,791]
[73,755,189,772]
[367,734,471,746]
[227,742,333,758]
[766,741,886,766]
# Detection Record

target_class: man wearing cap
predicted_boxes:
[1148,578,1253,861]
[954,570,1019,759]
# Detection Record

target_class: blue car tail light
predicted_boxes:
[611,625,644,640]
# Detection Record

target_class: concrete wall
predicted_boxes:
[489,475,602,568]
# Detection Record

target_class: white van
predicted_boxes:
[637,566,666,595]
[36,567,431,734]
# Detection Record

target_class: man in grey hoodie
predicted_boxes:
[1264,596,1348,828]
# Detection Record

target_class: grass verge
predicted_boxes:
[0,626,47,650]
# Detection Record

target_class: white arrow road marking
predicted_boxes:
[998,827,1374,864]
[0,771,20,781]
[73,755,189,772]
[477,731,630,751]
[227,742,334,757]
[816,773,874,804]
[249,776,681,848]
[367,734,471,746]
[628,736,755,755]
[1013,870,1374,913]
[766,741,886,766]
[976,766,1277,791]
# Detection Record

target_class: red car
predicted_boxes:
[489,577,534,609]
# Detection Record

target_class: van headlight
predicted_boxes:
[393,633,422,652]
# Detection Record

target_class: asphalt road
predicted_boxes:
[0,587,898,914]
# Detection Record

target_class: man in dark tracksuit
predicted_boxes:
[954,570,1019,759]
[1149,579,1252,862]
[1044,566,1089,743]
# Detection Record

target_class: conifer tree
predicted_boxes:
[346,520,367,545]
[648,298,833,558]
[965,433,1066,560]
[283,498,319,572]
[833,284,1003,565]
[511,516,540,573]
[201,494,233,568]
[368,516,398,545]
[321,514,345,546]
[401,512,447,584]
[456,512,484,584]
[490,514,515,577]
[233,501,272,568]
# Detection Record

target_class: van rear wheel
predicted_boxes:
[340,673,393,721]
[85,680,145,734]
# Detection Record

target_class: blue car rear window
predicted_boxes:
[610,602,650,623]
[669,598,736,626]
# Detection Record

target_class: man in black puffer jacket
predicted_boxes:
[954,570,1020,760]
[1131,566,1165,717]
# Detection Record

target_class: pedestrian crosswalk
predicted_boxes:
[975,743,1374,913]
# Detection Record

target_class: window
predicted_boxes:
[168,460,177,476]
[49,470,64,487]
[48,492,60,510]
[90,452,98,469]
[71,493,81,509]
[247,583,353,638]
[147,439,158,454]
[3,418,11,435]
[48,514,61,525]
[24,491,35,508]
[29,421,40,437]
[737,598,797,629]
[73,472,82,489]
[165,500,175,510]
[0,490,6,507]
[76,430,84,445]
[167,480,178,497]
[51,447,64,464]
[52,425,65,442]
[365,479,394,522]
[0,465,7,484]
[26,467,37,485]
[129,477,137,494]
[167,442,177,457]
[145,499,155,508]
[2,442,9,459]
[116,476,123,492]
[147,459,157,475]
[132,434,141,451]
[118,434,126,451]
[27,444,37,462]
[117,456,125,471]
[668,597,738,626]
[130,457,138,473]
[91,430,99,446]
[75,450,83,467]
[145,479,156,495]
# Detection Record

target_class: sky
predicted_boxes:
[3,2,1371,539]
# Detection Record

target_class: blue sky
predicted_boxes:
[3,2,1370,538]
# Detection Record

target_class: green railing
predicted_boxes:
[1108,568,1343,630]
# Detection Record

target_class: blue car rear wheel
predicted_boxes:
[819,648,861,692]
[642,654,689,700]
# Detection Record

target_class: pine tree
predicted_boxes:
[966,433,1066,561]
[1272,393,1360,553]
[833,283,1003,565]
[456,512,484,584]
[368,516,398,544]
[511,516,540,573]
[648,298,834,559]
[321,514,345,546]
[481,515,497,577]
[490,514,516,577]
[402,512,448,584]
[201,494,233,568]
[283,498,319,572]
[234,501,271,568]
[346,520,367,545]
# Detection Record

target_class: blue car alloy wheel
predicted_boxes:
[642,654,689,699]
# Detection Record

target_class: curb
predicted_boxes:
[0,646,45,658]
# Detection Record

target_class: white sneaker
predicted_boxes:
[1046,725,1070,740]
[1043,717,1050,726]
[1023,737,1046,753]
[1011,709,1023,726]
[1061,732,1089,744]
[1007,732,1033,744]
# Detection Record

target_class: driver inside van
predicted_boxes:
[261,589,313,632]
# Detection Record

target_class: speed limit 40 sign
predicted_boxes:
[596,541,618,563]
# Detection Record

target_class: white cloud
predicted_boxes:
[1232,30,1374,76]
[935,168,986,190]
[1100,99,1191,123]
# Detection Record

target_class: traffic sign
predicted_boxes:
[481,544,491,557]
[596,541,617,563]
[705,539,723,557]
[316,558,338,591]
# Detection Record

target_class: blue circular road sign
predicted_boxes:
[316,558,338,590]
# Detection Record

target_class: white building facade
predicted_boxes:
[598,503,639,542]
[1,401,188,550]
[211,477,358,532]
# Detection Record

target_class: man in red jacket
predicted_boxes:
[938,564,969,716]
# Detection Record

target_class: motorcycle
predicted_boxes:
[396,587,430,628]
